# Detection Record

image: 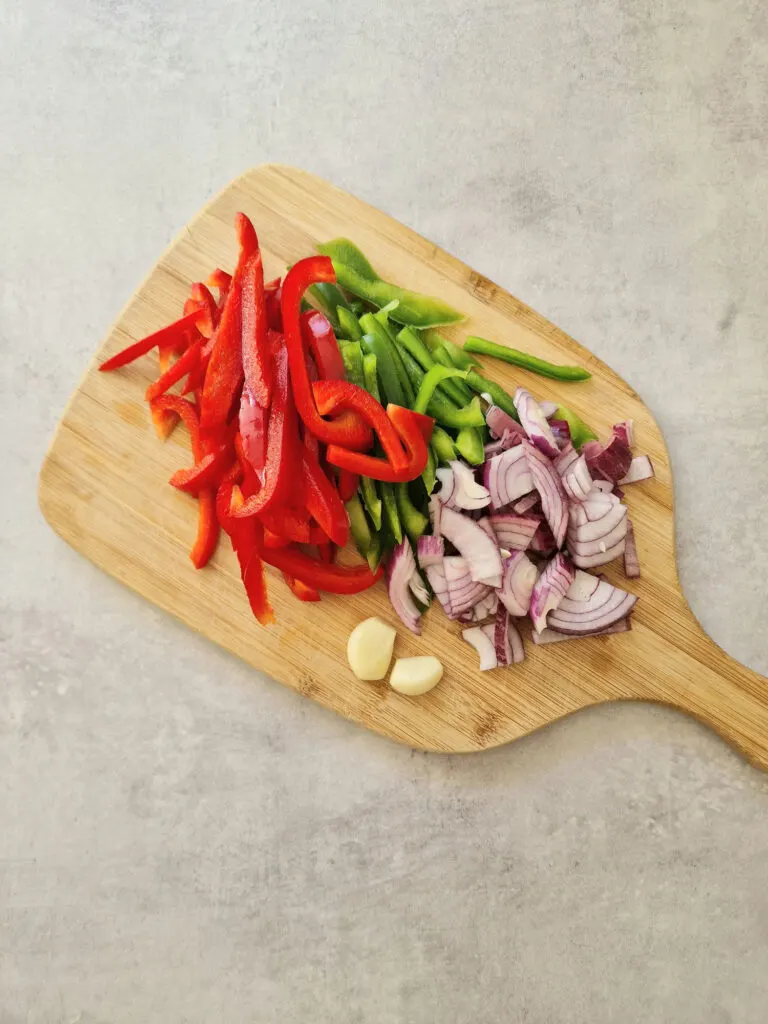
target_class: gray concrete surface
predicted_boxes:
[2,0,768,1020]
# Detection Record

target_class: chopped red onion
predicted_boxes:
[531,618,632,644]
[554,445,578,475]
[529,552,575,632]
[623,518,640,578]
[539,400,559,419]
[514,388,561,459]
[560,453,593,502]
[439,460,491,510]
[548,419,572,449]
[547,577,638,634]
[417,534,444,568]
[508,618,525,663]
[582,434,633,484]
[522,440,568,547]
[488,513,540,551]
[439,505,503,587]
[512,492,540,514]
[483,446,534,512]
[444,556,491,615]
[498,550,538,617]
[486,405,526,442]
[428,494,442,535]
[590,479,613,494]
[619,455,655,485]
[425,563,451,617]
[491,606,512,666]
[529,521,557,555]
[409,570,430,605]
[612,420,634,448]
[386,540,422,634]
[462,626,498,671]
[458,590,499,624]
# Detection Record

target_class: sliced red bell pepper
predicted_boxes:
[325,404,432,483]
[241,244,272,408]
[230,346,299,519]
[311,379,407,470]
[190,489,219,568]
[281,257,371,451]
[190,283,217,337]
[300,310,345,380]
[238,385,268,484]
[208,268,232,297]
[260,545,382,594]
[216,480,274,626]
[266,278,283,332]
[317,542,335,564]
[200,213,259,444]
[149,395,202,455]
[169,443,233,496]
[145,339,203,402]
[283,574,321,602]
[260,507,311,544]
[301,446,350,548]
[337,469,359,503]
[99,309,202,373]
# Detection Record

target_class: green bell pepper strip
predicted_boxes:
[395,483,428,544]
[349,299,366,316]
[308,283,350,330]
[464,370,519,420]
[431,395,486,430]
[414,365,469,415]
[432,346,475,403]
[346,494,372,557]
[366,531,383,573]
[337,306,363,341]
[396,327,470,407]
[339,341,365,388]
[359,313,415,406]
[454,426,485,465]
[362,353,381,402]
[317,238,379,281]
[360,476,383,531]
[422,329,480,370]
[554,405,598,449]
[463,336,591,381]
[380,482,402,545]
[422,444,437,495]
[332,262,465,329]
[431,425,457,463]
[360,333,405,407]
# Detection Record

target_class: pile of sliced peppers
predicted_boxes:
[99,214,436,624]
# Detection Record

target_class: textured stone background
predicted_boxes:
[2,0,768,1021]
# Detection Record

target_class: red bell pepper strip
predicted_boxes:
[169,443,233,496]
[300,310,345,380]
[261,545,382,594]
[238,385,268,484]
[325,404,432,483]
[266,278,283,332]
[283,575,321,602]
[301,446,350,548]
[145,339,203,402]
[208,268,232,297]
[200,213,259,443]
[311,379,407,471]
[337,469,359,503]
[241,245,272,408]
[190,283,217,337]
[189,489,219,568]
[230,346,299,519]
[281,257,371,451]
[216,480,274,626]
[149,395,202,455]
[318,542,335,564]
[264,529,290,549]
[99,309,202,373]
[260,507,311,544]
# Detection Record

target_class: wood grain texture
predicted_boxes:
[39,165,768,765]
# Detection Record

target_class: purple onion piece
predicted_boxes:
[488,513,540,552]
[497,550,538,617]
[623,519,641,578]
[531,618,632,644]
[539,400,559,419]
[529,552,576,632]
[462,626,498,671]
[547,576,638,634]
[522,440,568,548]
[582,434,633,484]
[483,446,534,512]
[386,540,422,634]
[486,405,526,442]
[618,455,654,485]
[417,534,444,568]
[425,563,451,617]
[492,606,512,666]
[513,388,561,459]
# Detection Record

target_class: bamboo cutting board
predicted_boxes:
[39,165,768,766]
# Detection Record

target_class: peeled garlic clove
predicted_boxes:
[389,656,444,696]
[347,617,397,681]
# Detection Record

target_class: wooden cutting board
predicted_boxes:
[39,165,768,766]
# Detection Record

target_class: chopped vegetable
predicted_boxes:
[386,539,423,633]
[331,261,465,329]
[464,336,591,381]
[347,617,397,680]
[529,553,575,633]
